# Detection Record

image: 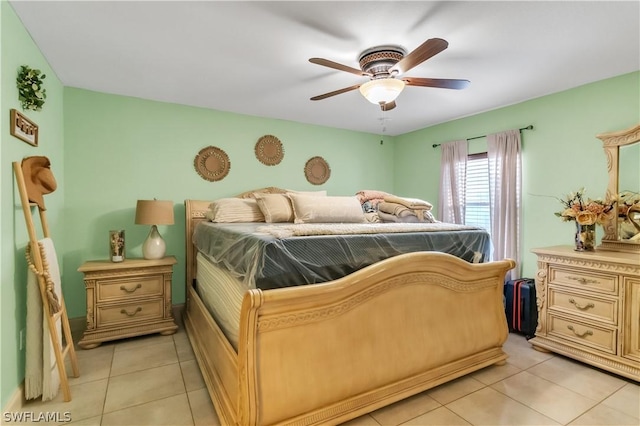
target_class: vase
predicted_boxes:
[574,222,595,251]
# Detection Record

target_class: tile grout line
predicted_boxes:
[174,333,198,426]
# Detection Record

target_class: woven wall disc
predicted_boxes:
[255,135,284,166]
[194,146,230,182]
[304,156,331,185]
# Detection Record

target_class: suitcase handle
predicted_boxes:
[568,298,595,311]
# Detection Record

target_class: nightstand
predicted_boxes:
[78,256,178,349]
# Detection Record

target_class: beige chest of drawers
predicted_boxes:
[78,256,178,349]
[530,246,640,381]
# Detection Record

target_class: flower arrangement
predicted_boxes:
[16,65,46,111]
[555,188,614,226]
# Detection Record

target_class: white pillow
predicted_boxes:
[285,189,327,196]
[288,194,365,224]
[206,198,265,222]
[253,193,294,223]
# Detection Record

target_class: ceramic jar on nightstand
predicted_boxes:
[78,256,178,349]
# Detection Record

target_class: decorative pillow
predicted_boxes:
[206,198,265,223]
[288,194,365,224]
[253,193,295,223]
[355,189,391,204]
[383,195,433,210]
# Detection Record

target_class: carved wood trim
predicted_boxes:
[534,253,640,275]
[257,273,498,331]
[597,124,640,147]
[534,263,547,334]
[81,266,174,279]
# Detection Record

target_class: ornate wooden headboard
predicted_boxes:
[184,187,288,305]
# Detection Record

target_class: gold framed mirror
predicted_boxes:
[597,123,640,253]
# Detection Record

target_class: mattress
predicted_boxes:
[193,222,491,290]
[195,252,244,350]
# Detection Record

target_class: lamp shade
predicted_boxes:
[359,78,405,105]
[135,200,174,225]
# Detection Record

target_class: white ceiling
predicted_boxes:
[9,1,640,136]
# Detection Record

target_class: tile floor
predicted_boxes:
[11,314,639,426]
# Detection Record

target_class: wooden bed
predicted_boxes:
[184,192,515,426]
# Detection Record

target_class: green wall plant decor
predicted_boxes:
[17,65,47,111]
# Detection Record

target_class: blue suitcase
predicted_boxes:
[504,278,538,339]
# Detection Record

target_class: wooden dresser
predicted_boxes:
[78,256,178,349]
[530,246,640,381]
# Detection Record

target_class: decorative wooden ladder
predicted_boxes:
[13,161,79,402]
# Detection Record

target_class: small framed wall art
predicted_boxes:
[10,109,39,147]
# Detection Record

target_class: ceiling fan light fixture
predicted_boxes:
[359,78,405,105]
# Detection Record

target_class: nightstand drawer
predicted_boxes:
[549,266,617,294]
[97,299,163,327]
[97,276,164,302]
[548,288,617,325]
[548,314,616,354]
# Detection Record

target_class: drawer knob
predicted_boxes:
[120,307,142,317]
[567,276,598,285]
[120,283,142,293]
[568,298,595,311]
[567,324,593,338]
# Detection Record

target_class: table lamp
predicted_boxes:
[135,199,174,259]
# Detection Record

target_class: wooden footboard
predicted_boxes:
[184,284,238,425]
[185,250,514,425]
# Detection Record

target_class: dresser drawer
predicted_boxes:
[97,299,164,327]
[548,314,616,354]
[549,266,617,294]
[548,288,618,325]
[97,276,164,303]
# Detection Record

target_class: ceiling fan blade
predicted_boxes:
[309,58,371,77]
[310,84,362,101]
[380,101,396,111]
[402,77,470,90]
[390,38,449,75]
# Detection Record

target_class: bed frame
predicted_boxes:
[184,191,515,426]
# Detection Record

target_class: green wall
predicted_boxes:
[1,0,65,409]
[62,88,396,318]
[394,71,640,278]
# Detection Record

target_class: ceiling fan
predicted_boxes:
[309,38,470,111]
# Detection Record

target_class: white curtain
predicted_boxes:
[487,130,522,279]
[438,140,467,224]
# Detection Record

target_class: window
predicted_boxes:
[464,152,490,233]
